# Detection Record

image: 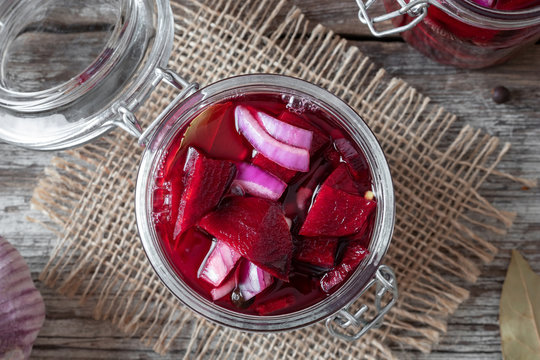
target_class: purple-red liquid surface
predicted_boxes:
[152,93,376,315]
[386,0,540,68]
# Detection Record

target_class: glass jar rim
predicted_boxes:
[434,0,540,29]
[135,74,396,332]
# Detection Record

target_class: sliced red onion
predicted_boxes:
[233,162,286,200]
[210,273,237,300]
[238,260,273,301]
[254,110,313,150]
[0,236,45,359]
[198,240,241,287]
[235,106,310,172]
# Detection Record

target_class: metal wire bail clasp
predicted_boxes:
[326,265,398,341]
[110,67,199,145]
[356,0,430,37]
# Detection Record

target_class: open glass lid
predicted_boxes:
[0,0,174,150]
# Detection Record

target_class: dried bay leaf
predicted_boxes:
[500,250,540,360]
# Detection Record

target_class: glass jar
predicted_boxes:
[136,74,397,337]
[0,0,398,341]
[355,0,540,68]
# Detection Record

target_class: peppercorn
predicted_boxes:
[491,86,511,104]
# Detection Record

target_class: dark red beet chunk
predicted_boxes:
[334,138,371,190]
[299,185,376,237]
[295,237,338,268]
[323,163,362,195]
[251,153,297,183]
[495,0,540,10]
[255,294,295,315]
[173,147,236,240]
[320,242,369,292]
[198,196,293,280]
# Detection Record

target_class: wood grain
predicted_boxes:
[0,0,539,359]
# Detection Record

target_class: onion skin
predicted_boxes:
[255,110,313,150]
[237,260,273,301]
[0,237,45,360]
[233,162,287,200]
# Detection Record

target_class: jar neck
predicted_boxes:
[433,0,540,29]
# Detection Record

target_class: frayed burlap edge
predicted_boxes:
[29,0,536,358]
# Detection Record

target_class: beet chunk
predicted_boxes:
[256,294,295,315]
[199,197,293,280]
[299,185,376,237]
[320,242,369,292]
[295,237,338,268]
[173,147,236,239]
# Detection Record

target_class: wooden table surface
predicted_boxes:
[1,1,539,359]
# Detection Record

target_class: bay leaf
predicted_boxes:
[500,250,540,360]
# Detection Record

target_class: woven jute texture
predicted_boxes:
[31,0,532,358]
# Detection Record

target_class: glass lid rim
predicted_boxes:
[0,0,135,111]
[0,0,175,151]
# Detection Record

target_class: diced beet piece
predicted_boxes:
[278,111,329,155]
[237,260,274,301]
[323,163,362,195]
[210,271,237,300]
[295,237,338,268]
[495,0,538,10]
[256,294,295,315]
[344,220,372,248]
[198,197,293,280]
[320,242,369,292]
[334,138,371,184]
[299,185,376,237]
[199,240,241,287]
[251,153,297,183]
[173,148,236,239]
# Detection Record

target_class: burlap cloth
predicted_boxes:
[30,0,535,358]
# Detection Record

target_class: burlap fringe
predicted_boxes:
[30,0,531,358]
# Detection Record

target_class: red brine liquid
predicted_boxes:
[152,93,376,316]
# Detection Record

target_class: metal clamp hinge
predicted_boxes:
[109,67,199,145]
[326,265,398,341]
[356,0,430,37]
